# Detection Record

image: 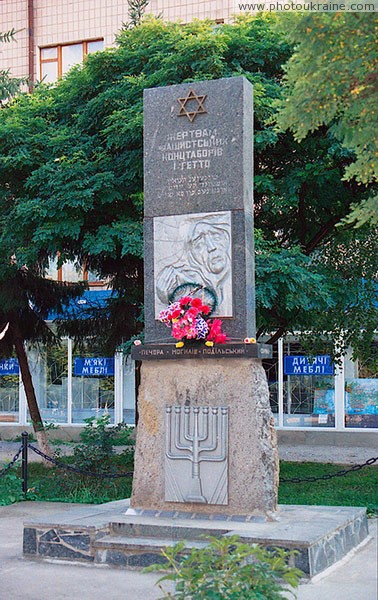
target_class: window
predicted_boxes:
[72,339,115,424]
[0,370,19,423]
[344,344,378,429]
[40,39,104,83]
[46,256,83,283]
[46,256,105,287]
[27,343,69,424]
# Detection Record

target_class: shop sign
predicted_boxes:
[0,358,19,376]
[74,357,115,377]
[284,355,334,376]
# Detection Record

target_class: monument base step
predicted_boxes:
[23,501,369,578]
[94,534,207,568]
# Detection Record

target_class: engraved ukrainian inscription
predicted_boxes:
[165,406,229,505]
[159,127,228,173]
[154,211,232,317]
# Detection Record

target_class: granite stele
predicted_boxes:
[22,78,369,577]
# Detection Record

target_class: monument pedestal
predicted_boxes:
[23,501,369,578]
[131,357,278,517]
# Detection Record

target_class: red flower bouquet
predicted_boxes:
[158,296,228,347]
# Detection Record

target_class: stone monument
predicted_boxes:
[131,76,278,517]
[22,77,369,578]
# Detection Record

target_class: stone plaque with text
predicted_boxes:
[132,342,272,361]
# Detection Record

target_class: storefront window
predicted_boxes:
[283,374,335,427]
[344,346,378,429]
[72,341,115,424]
[28,344,68,423]
[282,342,335,428]
[0,368,19,423]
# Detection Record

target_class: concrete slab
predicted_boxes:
[0,502,376,600]
[278,444,378,465]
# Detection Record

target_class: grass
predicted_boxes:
[0,455,134,505]
[279,461,378,515]
[27,455,134,504]
[1,459,377,510]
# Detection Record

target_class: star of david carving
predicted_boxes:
[177,89,207,122]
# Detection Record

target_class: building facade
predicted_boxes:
[0,0,239,86]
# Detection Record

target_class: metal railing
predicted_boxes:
[0,431,133,495]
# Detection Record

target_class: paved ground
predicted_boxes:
[0,501,376,600]
[278,444,377,465]
[0,502,167,600]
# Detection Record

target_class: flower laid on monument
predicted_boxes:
[158,295,228,347]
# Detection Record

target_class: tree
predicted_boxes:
[0,15,375,360]
[0,263,84,455]
[0,29,83,455]
[275,13,377,227]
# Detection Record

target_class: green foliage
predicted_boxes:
[340,194,378,229]
[41,420,61,432]
[23,460,133,504]
[1,460,376,509]
[275,13,377,225]
[119,331,145,356]
[0,471,24,505]
[255,236,333,340]
[0,29,17,44]
[0,265,85,443]
[0,417,136,504]
[73,415,134,473]
[126,0,151,28]
[145,535,302,599]
[0,265,85,357]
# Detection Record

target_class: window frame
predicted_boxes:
[40,38,104,82]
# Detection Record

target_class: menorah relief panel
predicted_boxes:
[165,405,229,505]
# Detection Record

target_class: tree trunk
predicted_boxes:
[12,326,52,462]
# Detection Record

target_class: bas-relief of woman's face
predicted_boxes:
[189,223,230,275]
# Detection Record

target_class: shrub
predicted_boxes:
[73,415,135,474]
[145,535,302,599]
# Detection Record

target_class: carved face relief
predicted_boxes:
[154,211,233,318]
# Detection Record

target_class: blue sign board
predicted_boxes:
[0,358,20,376]
[74,357,115,377]
[284,355,334,376]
